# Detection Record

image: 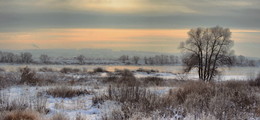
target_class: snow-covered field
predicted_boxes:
[1,64,260,80]
[0,65,259,120]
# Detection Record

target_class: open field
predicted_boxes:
[0,65,260,120]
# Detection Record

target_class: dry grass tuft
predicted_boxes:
[104,69,139,86]
[175,81,214,104]
[60,67,81,74]
[249,73,260,87]
[136,68,159,74]
[38,67,55,72]
[46,86,91,98]
[143,77,164,86]
[0,72,19,89]
[50,113,69,120]
[20,67,55,86]
[3,110,41,120]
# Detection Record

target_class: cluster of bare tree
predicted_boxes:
[118,55,180,65]
[231,55,258,67]
[39,54,51,64]
[144,55,179,65]
[0,51,33,63]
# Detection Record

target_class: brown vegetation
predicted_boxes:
[60,67,81,74]
[143,77,164,86]
[93,67,108,73]
[20,67,55,86]
[46,86,91,98]
[95,80,259,120]
[50,113,69,120]
[3,110,41,120]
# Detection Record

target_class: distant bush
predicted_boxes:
[93,67,108,73]
[46,86,91,98]
[60,67,81,74]
[38,67,54,72]
[143,77,164,86]
[136,68,159,74]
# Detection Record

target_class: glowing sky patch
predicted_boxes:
[0,28,259,57]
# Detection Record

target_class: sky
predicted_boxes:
[0,0,260,57]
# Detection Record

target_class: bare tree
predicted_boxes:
[144,57,148,64]
[170,55,179,64]
[20,52,33,63]
[119,55,128,63]
[180,26,234,81]
[132,56,140,64]
[39,54,50,64]
[76,55,85,64]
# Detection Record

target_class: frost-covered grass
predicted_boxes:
[0,66,260,120]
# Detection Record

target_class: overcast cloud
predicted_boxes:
[0,0,260,30]
[0,0,259,57]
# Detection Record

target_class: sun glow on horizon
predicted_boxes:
[0,28,259,54]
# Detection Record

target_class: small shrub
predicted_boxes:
[46,86,91,98]
[60,67,81,74]
[93,67,108,73]
[20,67,38,85]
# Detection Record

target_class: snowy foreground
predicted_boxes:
[1,85,177,119]
[0,66,260,120]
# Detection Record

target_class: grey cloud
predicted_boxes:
[0,0,260,31]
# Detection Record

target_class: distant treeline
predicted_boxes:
[231,55,259,66]
[0,51,33,63]
[0,50,259,66]
[118,55,179,65]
